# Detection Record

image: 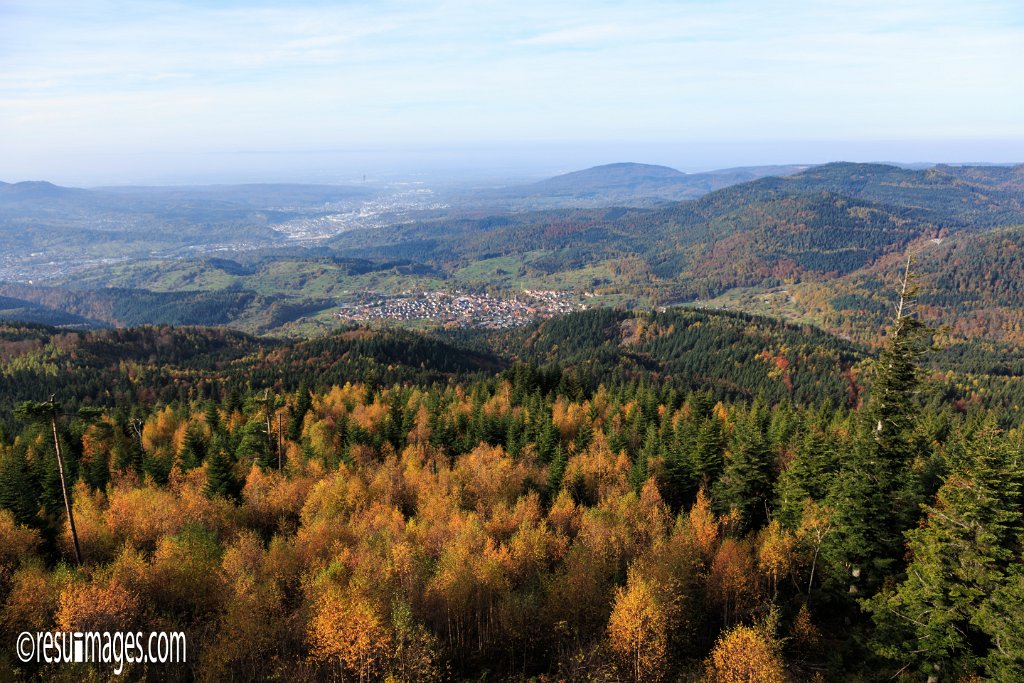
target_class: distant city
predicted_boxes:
[272,187,447,242]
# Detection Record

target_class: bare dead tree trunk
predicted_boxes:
[264,390,274,459]
[892,253,914,337]
[277,412,284,471]
[49,403,81,564]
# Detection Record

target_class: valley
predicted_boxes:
[3,161,1023,348]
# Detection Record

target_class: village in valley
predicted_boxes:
[337,288,587,328]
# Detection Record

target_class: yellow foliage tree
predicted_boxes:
[141,405,181,456]
[2,563,65,635]
[757,519,795,600]
[607,569,669,682]
[708,538,756,627]
[689,487,720,561]
[308,586,393,683]
[0,509,39,587]
[705,624,788,683]
[56,578,141,633]
[67,481,115,562]
[795,498,834,598]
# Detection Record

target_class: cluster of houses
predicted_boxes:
[338,289,585,328]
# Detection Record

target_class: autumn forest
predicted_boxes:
[0,272,1022,683]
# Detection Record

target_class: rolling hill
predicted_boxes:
[0,295,103,328]
[3,305,1022,437]
[0,180,93,205]
[0,306,860,428]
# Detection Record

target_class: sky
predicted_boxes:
[1,0,1022,185]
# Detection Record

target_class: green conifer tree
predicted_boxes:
[179,423,208,470]
[572,418,593,454]
[204,401,222,435]
[206,436,241,500]
[827,256,929,590]
[776,422,835,529]
[536,416,559,464]
[689,416,724,487]
[630,424,658,492]
[548,444,568,497]
[868,421,1023,680]
[0,445,40,527]
[713,401,773,527]
[236,419,271,469]
[976,568,1024,680]
[15,398,81,564]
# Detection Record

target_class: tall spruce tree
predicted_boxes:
[548,444,567,497]
[630,424,658,492]
[663,414,698,511]
[868,421,1023,681]
[0,445,40,527]
[288,383,312,441]
[572,418,594,455]
[689,416,724,488]
[179,422,208,470]
[204,401,222,435]
[113,421,142,474]
[827,256,929,591]
[714,400,773,528]
[206,435,241,500]
[776,420,835,530]
[976,567,1024,680]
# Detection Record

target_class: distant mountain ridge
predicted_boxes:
[335,160,1024,269]
[480,161,811,207]
[0,180,373,208]
[0,180,91,204]
[529,162,687,189]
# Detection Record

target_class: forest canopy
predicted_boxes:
[1,293,1023,681]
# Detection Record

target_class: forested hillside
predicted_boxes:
[0,296,101,328]
[0,323,503,433]
[0,282,340,332]
[732,224,1024,347]
[2,306,1022,435]
[2,302,1024,680]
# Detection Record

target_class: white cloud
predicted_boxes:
[513,24,625,46]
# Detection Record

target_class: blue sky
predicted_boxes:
[1,0,1022,184]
